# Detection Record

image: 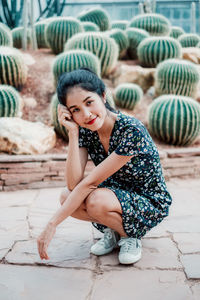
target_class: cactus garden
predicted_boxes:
[0,2,200,156]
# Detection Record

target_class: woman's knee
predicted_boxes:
[85,189,107,215]
[59,187,71,205]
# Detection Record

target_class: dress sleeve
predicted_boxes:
[78,126,88,148]
[114,125,152,156]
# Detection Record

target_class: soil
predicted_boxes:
[12,48,200,154]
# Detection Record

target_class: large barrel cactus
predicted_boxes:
[155,59,200,98]
[170,26,185,39]
[65,32,119,77]
[34,20,49,48]
[0,22,12,46]
[111,20,128,31]
[114,83,143,110]
[77,7,110,31]
[148,95,200,146]
[129,13,171,36]
[0,46,27,89]
[45,17,84,54]
[137,37,182,67]
[0,85,23,117]
[178,33,200,48]
[50,93,69,141]
[11,27,31,49]
[52,50,101,87]
[82,21,99,32]
[126,28,149,59]
[106,29,129,59]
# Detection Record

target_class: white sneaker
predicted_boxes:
[118,237,142,264]
[90,228,120,256]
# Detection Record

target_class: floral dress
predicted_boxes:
[78,111,172,239]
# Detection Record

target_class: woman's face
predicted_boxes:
[65,87,107,131]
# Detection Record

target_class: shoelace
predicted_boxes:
[118,238,138,252]
[98,230,113,247]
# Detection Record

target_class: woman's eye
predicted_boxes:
[86,101,93,105]
[73,108,79,113]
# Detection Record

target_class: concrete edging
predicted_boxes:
[0,148,200,191]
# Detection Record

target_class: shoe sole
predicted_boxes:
[90,244,119,256]
[119,252,142,265]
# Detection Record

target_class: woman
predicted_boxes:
[37,68,172,265]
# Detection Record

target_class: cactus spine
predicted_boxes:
[126,28,149,59]
[12,27,31,49]
[178,33,200,47]
[77,7,110,31]
[82,22,99,32]
[111,21,128,31]
[114,83,143,110]
[106,29,129,59]
[0,85,23,117]
[0,23,13,46]
[169,26,185,39]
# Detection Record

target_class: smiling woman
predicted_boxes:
[37,68,172,265]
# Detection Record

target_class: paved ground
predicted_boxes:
[0,178,200,300]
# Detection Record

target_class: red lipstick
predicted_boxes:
[87,117,97,125]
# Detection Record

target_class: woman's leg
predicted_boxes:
[85,188,128,237]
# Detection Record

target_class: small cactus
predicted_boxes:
[82,21,99,32]
[111,21,128,31]
[137,37,182,67]
[0,85,23,117]
[0,46,27,90]
[178,33,200,48]
[126,28,149,59]
[77,7,110,31]
[52,50,101,87]
[34,20,49,48]
[0,22,12,46]
[45,17,84,54]
[65,32,119,77]
[129,13,171,36]
[155,59,200,98]
[148,95,200,146]
[12,27,31,49]
[169,26,185,39]
[106,29,129,59]
[114,83,143,110]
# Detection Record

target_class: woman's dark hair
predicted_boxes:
[56,68,118,113]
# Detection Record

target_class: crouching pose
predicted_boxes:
[37,68,172,264]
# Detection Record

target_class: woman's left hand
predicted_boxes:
[37,223,56,260]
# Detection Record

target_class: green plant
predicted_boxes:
[0,46,27,89]
[0,22,12,46]
[82,21,99,32]
[11,26,31,48]
[45,17,84,54]
[178,33,200,48]
[137,37,182,67]
[111,21,128,31]
[126,27,149,59]
[114,83,143,110]
[52,49,101,87]
[169,26,185,39]
[0,84,23,117]
[106,29,129,59]
[155,59,200,98]
[65,32,119,77]
[129,13,171,36]
[148,95,200,146]
[77,7,110,31]
[34,20,49,48]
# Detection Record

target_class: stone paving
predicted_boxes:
[0,178,200,300]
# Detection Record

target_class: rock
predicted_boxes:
[22,53,36,65]
[22,97,37,108]
[182,47,200,64]
[0,117,56,155]
[110,64,155,92]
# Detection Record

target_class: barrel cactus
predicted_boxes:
[77,7,110,31]
[0,85,23,117]
[155,59,200,98]
[105,88,116,109]
[0,46,27,89]
[170,26,185,39]
[34,20,49,48]
[106,29,129,59]
[148,95,200,146]
[50,93,69,141]
[12,27,31,48]
[129,13,171,36]
[0,22,12,46]
[126,28,149,59]
[178,33,200,48]
[197,41,200,48]
[137,37,182,67]
[52,50,101,87]
[111,21,128,31]
[65,32,119,77]
[82,21,99,32]
[114,83,143,110]
[45,17,84,54]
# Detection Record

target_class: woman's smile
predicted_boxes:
[87,116,98,125]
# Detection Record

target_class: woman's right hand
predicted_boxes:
[57,104,79,133]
